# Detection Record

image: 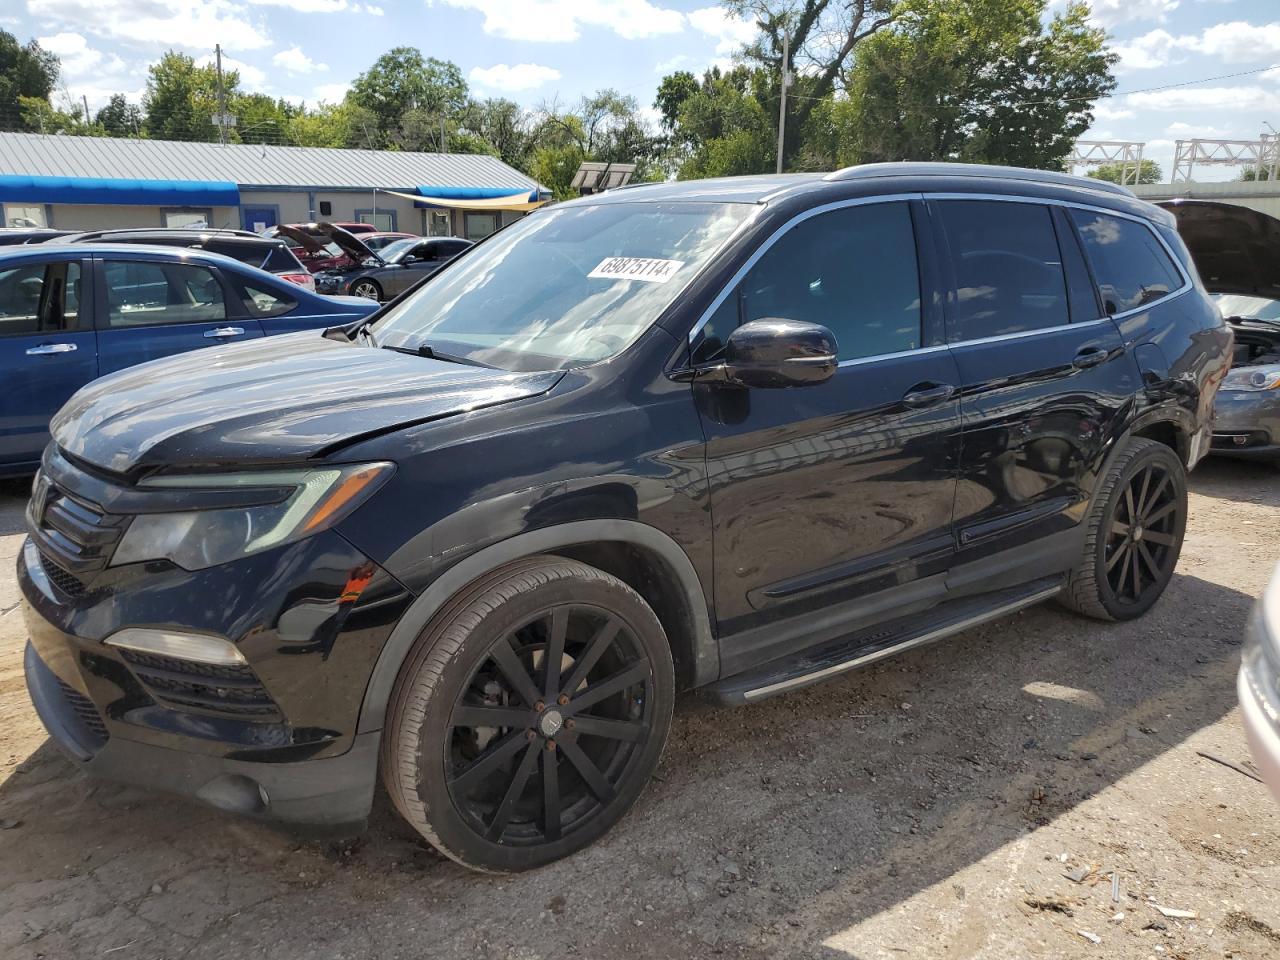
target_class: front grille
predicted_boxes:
[29,465,130,584]
[119,650,283,722]
[39,551,87,598]
[55,677,109,748]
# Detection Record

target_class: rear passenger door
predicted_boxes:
[930,197,1137,581]
[0,257,97,469]
[94,256,264,375]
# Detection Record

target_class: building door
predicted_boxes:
[241,206,279,233]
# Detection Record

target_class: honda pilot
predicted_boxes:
[19,164,1231,873]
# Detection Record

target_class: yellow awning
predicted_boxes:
[380,188,548,212]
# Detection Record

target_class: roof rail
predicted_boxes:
[824,162,1135,198]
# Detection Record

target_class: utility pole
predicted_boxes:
[776,32,791,174]
[215,44,227,145]
[441,116,448,153]
[82,95,90,125]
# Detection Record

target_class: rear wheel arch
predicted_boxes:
[357,520,717,733]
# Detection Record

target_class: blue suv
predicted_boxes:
[0,244,377,477]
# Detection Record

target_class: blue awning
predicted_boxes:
[415,185,540,201]
[0,175,240,207]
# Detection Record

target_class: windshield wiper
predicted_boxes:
[380,343,497,368]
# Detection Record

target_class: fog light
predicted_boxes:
[105,628,246,666]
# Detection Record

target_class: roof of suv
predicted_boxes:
[59,229,281,245]
[581,162,1162,221]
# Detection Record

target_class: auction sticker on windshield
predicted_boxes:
[588,257,685,283]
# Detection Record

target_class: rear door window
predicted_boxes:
[262,244,305,273]
[0,260,82,336]
[102,260,228,327]
[1068,209,1183,315]
[937,200,1070,342]
[236,280,297,318]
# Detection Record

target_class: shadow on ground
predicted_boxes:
[0,565,1256,959]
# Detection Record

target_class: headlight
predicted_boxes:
[1222,364,1280,392]
[112,462,393,570]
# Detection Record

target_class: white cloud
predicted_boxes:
[36,31,126,78]
[246,0,349,10]
[362,2,385,12]
[1110,29,1194,71]
[1088,0,1179,29]
[436,0,683,42]
[1127,85,1280,112]
[312,82,350,103]
[687,6,756,55]
[469,62,561,92]
[1165,121,1234,137]
[196,52,266,90]
[27,0,272,51]
[654,54,691,74]
[273,45,328,74]
[1192,21,1280,63]
[1092,103,1136,121]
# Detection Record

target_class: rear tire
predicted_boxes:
[1060,437,1187,621]
[381,556,675,873]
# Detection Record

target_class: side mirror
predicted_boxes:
[689,318,838,388]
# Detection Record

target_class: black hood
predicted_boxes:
[318,221,381,264]
[1159,199,1280,298]
[51,333,563,475]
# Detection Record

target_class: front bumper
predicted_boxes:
[1211,388,1280,460]
[25,641,379,828]
[1239,585,1280,806]
[19,507,413,826]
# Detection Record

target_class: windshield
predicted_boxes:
[380,238,419,263]
[370,200,753,371]
[1214,293,1280,322]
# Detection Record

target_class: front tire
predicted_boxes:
[1060,436,1187,621]
[381,557,675,873]
[351,279,382,301]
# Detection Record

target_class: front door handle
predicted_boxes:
[1073,347,1109,369]
[204,326,245,339]
[902,383,956,408]
[26,342,77,356]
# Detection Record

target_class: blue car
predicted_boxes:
[0,244,377,477]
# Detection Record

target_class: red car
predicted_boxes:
[267,223,413,273]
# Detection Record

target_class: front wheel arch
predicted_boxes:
[356,520,717,733]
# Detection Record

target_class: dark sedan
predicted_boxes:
[314,231,473,301]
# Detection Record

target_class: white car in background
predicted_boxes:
[1242,565,1280,803]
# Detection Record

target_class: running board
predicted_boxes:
[704,577,1063,706]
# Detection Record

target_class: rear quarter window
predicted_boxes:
[1068,210,1184,315]
[261,244,307,273]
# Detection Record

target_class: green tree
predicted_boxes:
[656,66,775,179]
[0,30,60,131]
[95,94,143,137]
[458,98,532,168]
[348,48,467,147]
[529,91,663,196]
[18,94,95,135]
[143,51,237,142]
[840,0,1116,170]
[231,92,299,144]
[1240,166,1278,182]
[1089,159,1162,185]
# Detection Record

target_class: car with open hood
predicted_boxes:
[20,164,1229,873]
[266,223,353,274]
[1160,199,1280,461]
[313,227,473,301]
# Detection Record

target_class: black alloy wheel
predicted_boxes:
[446,603,654,845]
[1061,436,1187,621]
[382,557,674,872]
[1103,460,1179,607]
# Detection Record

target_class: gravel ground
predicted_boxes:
[1,459,1278,960]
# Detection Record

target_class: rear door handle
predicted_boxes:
[902,383,956,408]
[204,326,245,339]
[1073,347,1109,369]
[26,343,77,356]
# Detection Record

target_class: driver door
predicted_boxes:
[691,199,963,673]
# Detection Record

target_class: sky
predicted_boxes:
[3,0,1280,182]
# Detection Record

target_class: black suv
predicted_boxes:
[19,164,1231,872]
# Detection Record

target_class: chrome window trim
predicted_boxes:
[922,191,1194,322]
[685,189,1193,365]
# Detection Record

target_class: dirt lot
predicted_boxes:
[1,460,1279,960]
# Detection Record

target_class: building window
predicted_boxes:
[162,208,214,229]
[427,211,451,237]
[357,210,395,231]
[5,204,46,228]
[465,212,500,241]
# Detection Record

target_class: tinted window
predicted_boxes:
[262,244,305,273]
[203,240,271,268]
[938,201,1069,342]
[1069,210,1182,315]
[0,261,81,336]
[238,280,296,318]
[103,260,227,327]
[696,202,922,363]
